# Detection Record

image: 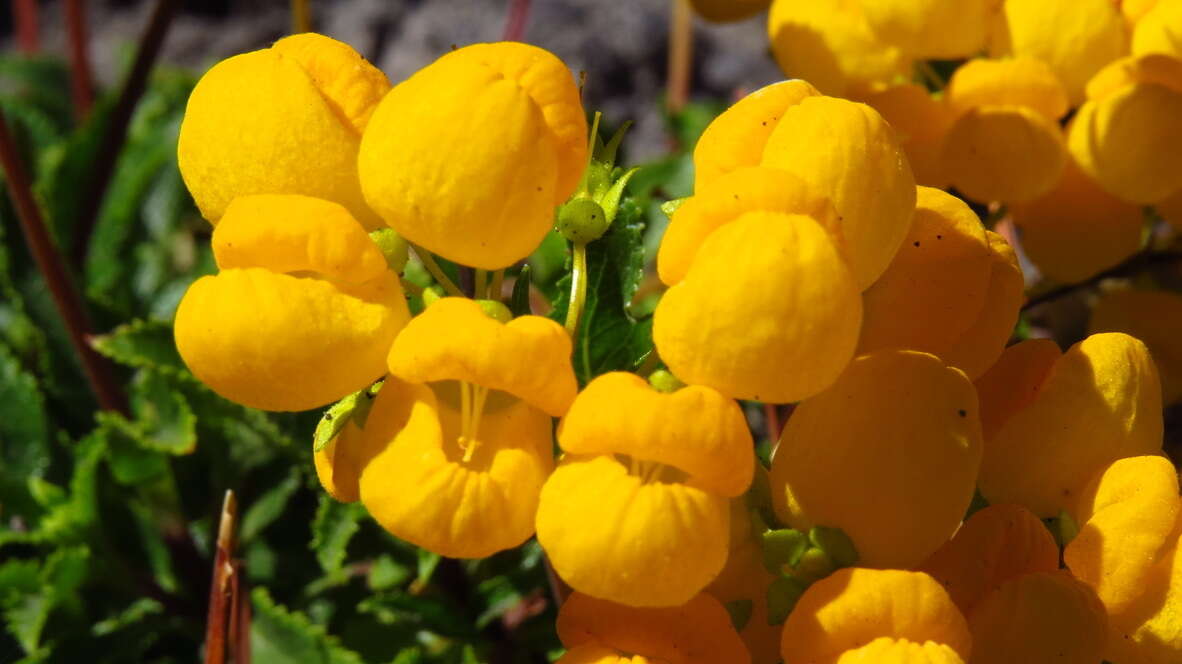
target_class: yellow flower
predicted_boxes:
[767,0,911,97]
[1156,186,1182,231]
[536,372,753,607]
[358,42,587,270]
[1010,157,1144,283]
[173,194,409,411]
[177,33,388,228]
[1133,0,1182,58]
[769,351,983,569]
[313,420,364,503]
[1064,456,1182,663]
[967,570,1108,664]
[692,80,819,191]
[556,592,751,664]
[975,333,1163,517]
[941,58,1068,204]
[834,638,964,664]
[859,187,1023,380]
[1090,289,1182,404]
[852,83,953,188]
[653,211,861,403]
[780,568,972,664]
[689,0,771,22]
[1124,0,1162,24]
[657,166,838,286]
[762,95,916,289]
[988,0,1129,104]
[920,504,1060,616]
[356,297,575,558]
[858,0,993,59]
[1066,53,1182,204]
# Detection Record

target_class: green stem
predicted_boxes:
[410,244,464,297]
[490,269,505,302]
[917,60,945,90]
[564,242,588,336]
[475,269,488,299]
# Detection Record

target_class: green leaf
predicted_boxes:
[724,599,753,632]
[808,526,859,569]
[91,318,188,376]
[34,97,114,249]
[91,598,163,637]
[97,413,168,486]
[367,555,412,592]
[251,588,365,664]
[240,469,302,544]
[0,342,49,516]
[509,264,533,317]
[550,197,651,383]
[766,576,808,626]
[416,549,441,587]
[4,590,51,654]
[358,591,477,639]
[129,371,197,454]
[310,495,365,574]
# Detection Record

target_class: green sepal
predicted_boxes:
[660,197,688,217]
[1050,510,1079,548]
[509,265,532,317]
[477,299,513,323]
[790,547,835,584]
[808,526,859,568]
[556,197,610,244]
[312,380,384,453]
[761,528,809,575]
[647,369,685,394]
[724,599,753,632]
[368,228,409,272]
[767,576,808,625]
[600,166,641,225]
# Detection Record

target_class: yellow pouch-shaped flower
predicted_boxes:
[767,0,911,97]
[1133,0,1182,58]
[357,297,574,558]
[935,231,1024,381]
[988,0,1129,104]
[177,34,387,227]
[689,0,770,22]
[658,166,838,286]
[653,211,861,403]
[556,592,751,664]
[977,333,1164,517]
[1090,290,1182,404]
[1156,186,1182,231]
[314,420,364,503]
[174,195,409,411]
[356,376,553,559]
[920,504,1060,616]
[769,351,983,569]
[1065,456,1181,616]
[1124,0,1162,24]
[1010,158,1144,283]
[537,373,753,607]
[853,83,953,188]
[941,58,1068,205]
[859,187,994,372]
[858,0,992,59]
[762,95,916,289]
[781,568,972,664]
[1067,54,1182,204]
[967,570,1108,664]
[359,42,587,270]
[557,645,664,664]
[834,638,964,664]
[973,338,1061,441]
[692,80,819,191]
[1100,536,1182,664]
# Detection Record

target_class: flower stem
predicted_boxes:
[475,269,488,299]
[410,244,464,297]
[291,0,312,33]
[490,269,505,301]
[64,0,94,119]
[13,0,39,53]
[0,109,127,414]
[917,60,945,90]
[564,242,589,336]
[666,0,693,113]
[502,0,532,41]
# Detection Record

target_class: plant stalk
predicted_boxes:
[0,109,128,413]
[65,0,95,118]
[564,242,589,336]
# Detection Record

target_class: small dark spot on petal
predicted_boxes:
[936,234,943,239]
[957,409,967,417]
[913,241,921,247]
[325,413,334,421]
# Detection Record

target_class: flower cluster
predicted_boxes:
[757,0,1182,287]
[171,28,1180,664]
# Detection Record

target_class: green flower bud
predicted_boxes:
[476,299,513,324]
[557,197,610,244]
[368,228,409,272]
[647,369,686,394]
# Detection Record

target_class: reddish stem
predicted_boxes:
[72,0,179,266]
[65,0,95,118]
[763,402,781,441]
[12,0,39,53]
[204,491,238,664]
[666,0,693,113]
[0,109,127,414]
[502,0,532,41]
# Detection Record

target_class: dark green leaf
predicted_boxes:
[240,469,302,543]
[509,264,532,317]
[0,342,49,516]
[251,588,365,664]
[310,495,365,574]
[129,371,197,454]
[91,318,187,376]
